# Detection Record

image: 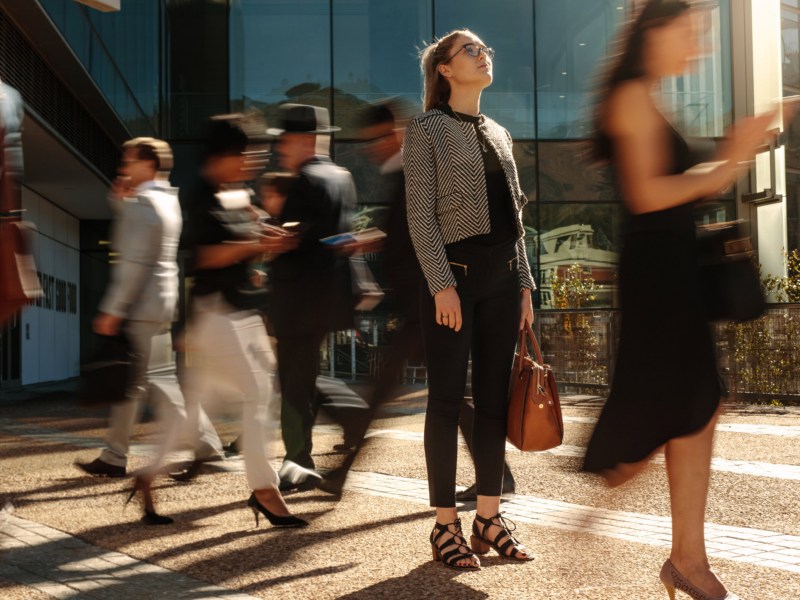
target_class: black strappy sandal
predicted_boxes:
[430,518,481,571]
[471,512,533,561]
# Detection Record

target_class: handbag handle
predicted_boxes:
[517,320,544,373]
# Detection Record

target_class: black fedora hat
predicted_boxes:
[266,103,341,136]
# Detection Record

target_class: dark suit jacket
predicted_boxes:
[268,156,356,337]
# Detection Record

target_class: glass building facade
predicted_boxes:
[228,0,735,309]
[2,0,778,388]
[38,0,169,137]
[783,0,800,254]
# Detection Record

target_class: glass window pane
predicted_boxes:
[788,171,800,252]
[230,0,331,125]
[536,0,626,139]
[538,203,624,308]
[538,142,618,202]
[333,141,385,206]
[39,0,164,136]
[332,0,431,138]
[784,7,800,93]
[658,3,733,136]
[435,0,534,139]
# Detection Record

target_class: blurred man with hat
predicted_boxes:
[266,103,359,490]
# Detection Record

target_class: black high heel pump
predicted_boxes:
[247,492,308,528]
[125,476,174,526]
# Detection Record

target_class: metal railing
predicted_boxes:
[323,306,800,404]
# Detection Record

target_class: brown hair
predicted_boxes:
[122,137,173,172]
[419,29,477,112]
[590,0,691,162]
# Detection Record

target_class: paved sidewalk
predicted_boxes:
[1,392,798,599]
[0,511,258,599]
[340,471,800,574]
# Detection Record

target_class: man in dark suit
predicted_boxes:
[266,104,357,489]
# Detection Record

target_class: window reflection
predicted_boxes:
[230,0,331,126]
[39,0,165,136]
[536,0,624,139]
[538,203,623,308]
[332,0,430,138]
[538,142,618,202]
[435,0,535,139]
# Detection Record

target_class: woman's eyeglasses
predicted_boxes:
[446,43,495,62]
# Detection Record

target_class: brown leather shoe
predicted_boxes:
[75,458,125,478]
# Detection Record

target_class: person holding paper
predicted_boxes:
[582,2,776,597]
[178,114,307,528]
[267,104,362,490]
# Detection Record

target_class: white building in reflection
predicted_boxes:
[539,224,619,309]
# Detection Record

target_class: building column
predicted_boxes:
[731,0,788,286]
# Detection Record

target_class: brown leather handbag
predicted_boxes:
[507,322,563,451]
[0,126,42,324]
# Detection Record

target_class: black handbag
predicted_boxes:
[696,220,765,322]
[77,333,137,406]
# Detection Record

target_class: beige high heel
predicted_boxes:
[659,559,739,600]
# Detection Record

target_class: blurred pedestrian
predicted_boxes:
[0,78,40,325]
[404,29,536,570]
[75,139,224,524]
[356,100,422,411]
[266,104,364,491]
[178,114,306,527]
[582,2,774,598]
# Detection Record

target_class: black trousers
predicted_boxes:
[277,331,326,469]
[421,240,521,507]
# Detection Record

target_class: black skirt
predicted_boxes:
[583,203,721,474]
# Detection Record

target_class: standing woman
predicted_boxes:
[404,29,535,570]
[583,2,773,598]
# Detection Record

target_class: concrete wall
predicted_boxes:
[20,187,81,385]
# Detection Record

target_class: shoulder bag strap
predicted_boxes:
[0,124,19,221]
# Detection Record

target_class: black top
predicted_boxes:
[266,155,356,337]
[582,121,721,475]
[441,105,517,247]
[182,176,266,311]
[383,167,422,287]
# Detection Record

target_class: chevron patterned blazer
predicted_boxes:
[403,108,535,296]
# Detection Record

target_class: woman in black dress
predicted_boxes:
[583,2,774,598]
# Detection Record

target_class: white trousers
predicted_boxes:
[184,294,280,490]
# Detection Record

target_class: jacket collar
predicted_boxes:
[436,103,486,125]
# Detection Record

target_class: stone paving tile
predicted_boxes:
[0,514,261,599]
[561,415,800,438]
[358,428,800,481]
[163,425,800,484]
[339,470,800,575]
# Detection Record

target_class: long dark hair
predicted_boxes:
[419,29,477,112]
[590,0,691,162]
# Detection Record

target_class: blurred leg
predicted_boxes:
[99,320,157,467]
[666,408,728,597]
[277,333,324,470]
